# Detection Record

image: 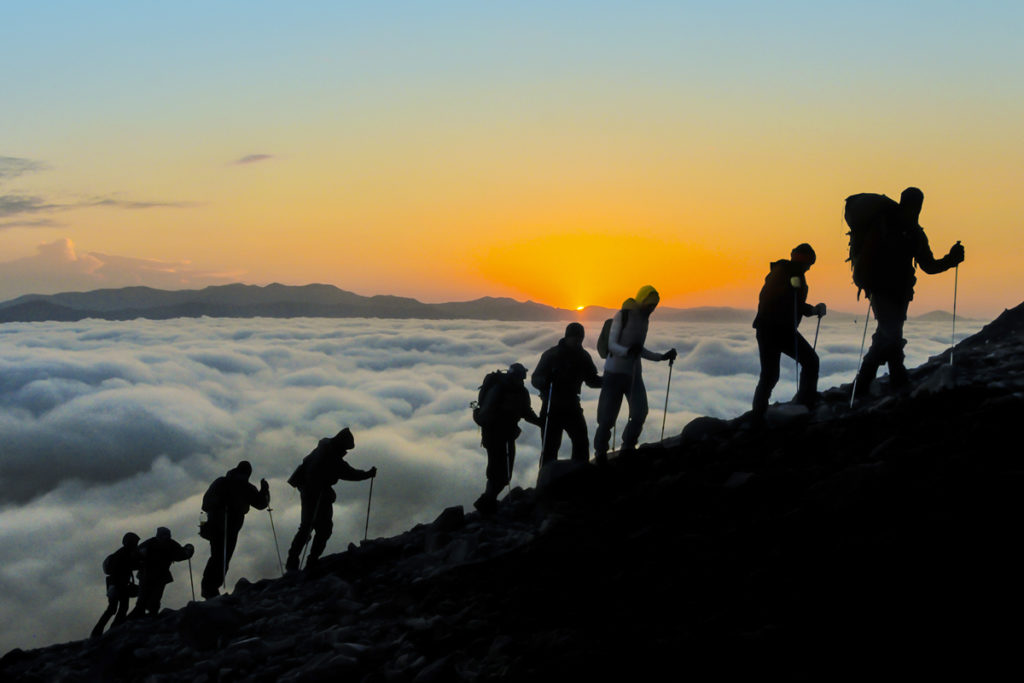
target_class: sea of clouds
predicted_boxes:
[0,313,981,652]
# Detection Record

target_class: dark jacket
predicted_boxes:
[870,207,955,301]
[136,537,191,586]
[531,340,602,410]
[480,376,539,444]
[753,259,816,330]
[294,439,373,503]
[202,467,270,526]
[103,546,139,590]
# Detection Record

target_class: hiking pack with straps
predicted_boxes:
[596,309,629,359]
[844,193,918,300]
[471,369,507,426]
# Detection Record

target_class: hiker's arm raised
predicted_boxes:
[915,231,963,274]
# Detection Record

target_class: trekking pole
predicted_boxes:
[363,476,374,542]
[187,557,195,602]
[267,507,284,577]
[300,493,322,570]
[507,440,516,493]
[950,250,960,367]
[222,515,228,592]
[660,358,674,440]
[813,315,821,351]
[793,283,800,387]
[539,383,553,469]
[850,300,872,408]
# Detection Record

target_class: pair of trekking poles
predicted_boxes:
[295,476,376,572]
[849,258,961,408]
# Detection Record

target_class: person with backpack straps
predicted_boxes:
[473,363,542,514]
[845,187,964,395]
[90,532,140,637]
[750,243,827,424]
[129,527,194,618]
[593,286,677,465]
[284,428,376,571]
[531,322,603,465]
[198,460,270,598]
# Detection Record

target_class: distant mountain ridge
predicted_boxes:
[0,283,757,323]
[0,283,957,324]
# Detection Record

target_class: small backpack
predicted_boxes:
[471,370,506,426]
[596,309,629,359]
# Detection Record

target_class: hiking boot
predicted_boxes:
[473,494,497,516]
[593,452,608,467]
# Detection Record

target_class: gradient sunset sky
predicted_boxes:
[2,1,1020,317]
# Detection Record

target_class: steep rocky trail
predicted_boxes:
[4,304,1024,681]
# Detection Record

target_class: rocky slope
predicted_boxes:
[3,303,1023,682]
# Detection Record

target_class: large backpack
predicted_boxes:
[596,309,629,359]
[288,444,328,489]
[844,193,900,299]
[471,370,506,426]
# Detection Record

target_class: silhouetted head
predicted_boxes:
[791,243,816,271]
[900,187,924,223]
[156,527,171,541]
[564,322,585,348]
[635,285,660,315]
[508,363,527,381]
[233,461,253,479]
[122,532,140,548]
[330,427,355,454]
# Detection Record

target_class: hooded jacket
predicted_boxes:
[753,259,815,330]
[604,288,663,376]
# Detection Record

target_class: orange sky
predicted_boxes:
[1,3,1021,318]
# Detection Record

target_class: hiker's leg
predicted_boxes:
[541,410,565,464]
[621,372,648,450]
[308,504,333,563]
[753,328,783,417]
[594,373,629,457]
[566,405,590,463]
[793,332,819,406]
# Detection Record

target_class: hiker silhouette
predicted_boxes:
[751,243,826,422]
[90,532,140,638]
[129,527,194,618]
[846,187,965,394]
[285,428,376,571]
[473,363,542,514]
[532,323,602,465]
[593,286,676,464]
[199,460,270,599]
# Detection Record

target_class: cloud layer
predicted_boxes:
[0,315,980,651]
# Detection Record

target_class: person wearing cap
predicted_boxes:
[751,243,827,422]
[129,527,194,618]
[531,322,602,465]
[474,363,542,514]
[285,428,376,571]
[91,531,141,637]
[199,460,271,599]
[593,285,677,464]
